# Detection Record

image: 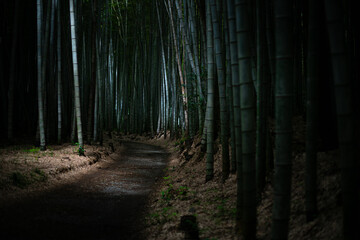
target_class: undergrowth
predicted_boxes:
[161,176,189,202]
[10,168,48,188]
[147,175,190,225]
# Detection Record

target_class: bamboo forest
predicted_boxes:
[0,0,359,239]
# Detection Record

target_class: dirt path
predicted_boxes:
[0,141,169,240]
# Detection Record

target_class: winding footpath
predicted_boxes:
[0,141,168,240]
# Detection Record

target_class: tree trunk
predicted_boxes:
[210,0,230,181]
[87,0,97,144]
[224,0,236,174]
[167,0,188,134]
[70,0,84,151]
[235,0,257,238]
[7,0,19,141]
[205,0,215,182]
[37,0,46,151]
[57,0,62,144]
[324,0,359,239]
[255,0,267,197]
[227,0,243,229]
[271,0,294,239]
[305,0,320,223]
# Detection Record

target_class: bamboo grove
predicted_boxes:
[0,0,359,239]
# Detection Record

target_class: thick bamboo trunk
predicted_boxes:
[205,0,215,182]
[87,1,97,143]
[7,0,19,141]
[223,0,236,174]
[210,0,230,181]
[271,0,294,238]
[70,0,84,151]
[324,0,359,238]
[235,0,257,238]
[37,0,46,151]
[305,0,320,222]
[255,0,267,197]
[226,0,242,174]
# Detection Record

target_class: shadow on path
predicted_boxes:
[0,141,169,240]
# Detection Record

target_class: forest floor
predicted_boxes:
[0,119,343,239]
[0,134,169,239]
[141,117,343,240]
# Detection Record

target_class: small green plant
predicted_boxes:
[73,142,85,156]
[24,147,40,153]
[163,175,171,182]
[161,184,189,201]
[148,207,178,225]
[78,145,85,156]
[161,185,173,201]
[177,186,188,196]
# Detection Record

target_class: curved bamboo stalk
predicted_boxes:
[174,0,204,102]
[166,0,188,134]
